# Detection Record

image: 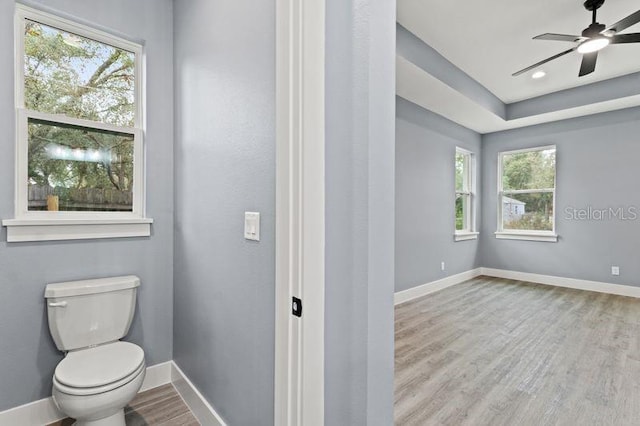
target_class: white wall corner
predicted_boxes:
[480,268,640,298]
[171,361,227,426]
[394,268,482,305]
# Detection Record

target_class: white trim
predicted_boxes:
[13,111,147,221]
[497,145,557,237]
[498,144,557,156]
[15,4,142,53]
[14,5,143,128]
[139,361,173,392]
[480,268,640,298]
[494,231,558,242]
[171,362,226,426]
[503,189,554,194]
[20,110,139,135]
[454,231,479,242]
[275,0,325,425]
[0,361,172,426]
[455,147,476,234]
[0,395,64,426]
[2,218,152,242]
[394,268,482,305]
[7,4,150,240]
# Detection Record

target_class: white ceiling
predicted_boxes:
[398,0,640,103]
[397,56,640,134]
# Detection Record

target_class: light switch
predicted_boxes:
[244,212,260,241]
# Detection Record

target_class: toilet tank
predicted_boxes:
[45,276,140,351]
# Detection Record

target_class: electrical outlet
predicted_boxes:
[611,266,620,276]
[441,261,445,271]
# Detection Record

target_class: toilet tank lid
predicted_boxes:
[45,275,140,298]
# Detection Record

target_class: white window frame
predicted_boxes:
[2,4,152,242]
[496,145,557,242]
[454,147,478,241]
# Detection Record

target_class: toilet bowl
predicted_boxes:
[45,276,145,426]
[52,342,145,426]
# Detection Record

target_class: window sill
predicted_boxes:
[2,217,153,242]
[494,231,557,243]
[454,232,479,242]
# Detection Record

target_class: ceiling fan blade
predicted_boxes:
[605,9,640,33]
[579,52,598,77]
[512,48,576,77]
[533,33,582,42]
[610,33,640,44]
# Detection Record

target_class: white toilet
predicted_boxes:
[45,276,146,426]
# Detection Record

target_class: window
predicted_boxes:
[3,5,152,242]
[454,148,478,241]
[496,146,557,242]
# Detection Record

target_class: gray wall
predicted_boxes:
[396,98,482,292]
[0,0,174,411]
[325,0,396,424]
[172,0,275,425]
[480,107,640,286]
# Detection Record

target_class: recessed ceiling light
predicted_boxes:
[532,70,546,79]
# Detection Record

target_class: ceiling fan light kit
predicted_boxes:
[577,37,609,54]
[513,0,640,78]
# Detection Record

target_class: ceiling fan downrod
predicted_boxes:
[584,0,605,24]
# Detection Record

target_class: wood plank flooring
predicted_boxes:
[49,383,199,426]
[395,276,640,426]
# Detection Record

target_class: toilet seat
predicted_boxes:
[53,361,145,396]
[54,342,145,396]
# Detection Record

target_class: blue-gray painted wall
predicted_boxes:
[480,107,640,285]
[172,0,276,424]
[395,98,482,292]
[507,73,640,120]
[0,0,174,411]
[325,0,396,424]
[396,99,640,292]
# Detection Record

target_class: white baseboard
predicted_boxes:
[395,268,482,305]
[0,359,228,426]
[0,361,173,426]
[171,361,227,426]
[140,361,173,392]
[480,268,640,298]
[0,393,64,426]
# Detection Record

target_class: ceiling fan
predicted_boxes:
[513,0,640,77]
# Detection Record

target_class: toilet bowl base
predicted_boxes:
[73,409,125,426]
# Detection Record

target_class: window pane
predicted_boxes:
[502,148,555,191]
[502,193,553,231]
[24,21,135,126]
[455,153,466,192]
[456,194,465,231]
[28,118,134,212]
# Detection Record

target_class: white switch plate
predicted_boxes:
[612,266,620,276]
[441,261,445,271]
[244,212,260,241]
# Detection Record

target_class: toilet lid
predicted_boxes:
[55,342,145,388]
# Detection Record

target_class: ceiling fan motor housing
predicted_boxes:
[582,22,606,37]
[583,0,605,12]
